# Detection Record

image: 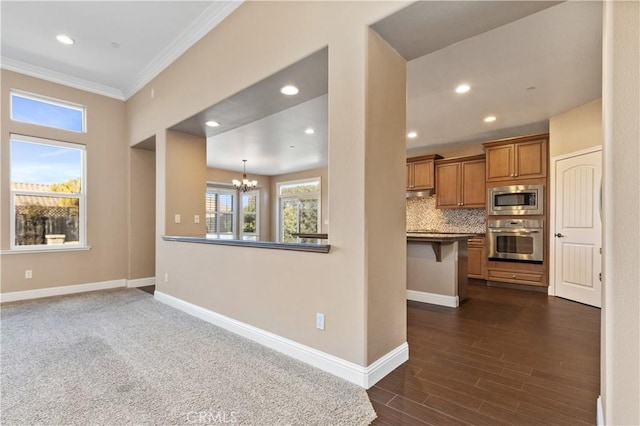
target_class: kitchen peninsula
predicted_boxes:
[406,232,480,308]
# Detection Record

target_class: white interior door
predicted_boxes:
[554,148,602,307]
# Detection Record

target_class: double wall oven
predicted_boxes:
[487,184,545,264]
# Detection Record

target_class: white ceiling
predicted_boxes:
[1,1,604,175]
[206,95,328,176]
[0,1,241,100]
[399,1,603,150]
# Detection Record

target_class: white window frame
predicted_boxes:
[276,177,321,243]
[239,190,260,241]
[205,185,237,239]
[10,90,87,133]
[9,134,88,252]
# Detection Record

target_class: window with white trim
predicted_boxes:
[205,186,236,239]
[206,185,260,240]
[277,178,321,243]
[10,91,86,133]
[10,134,87,250]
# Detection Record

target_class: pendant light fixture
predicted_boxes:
[232,160,258,192]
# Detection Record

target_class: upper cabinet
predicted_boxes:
[435,154,486,209]
[483,134,548,182]
[407,154,442,191]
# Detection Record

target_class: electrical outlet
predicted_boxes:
[164,273,169,283]
[174,214,181,224]
[316,313,325,330]
[194,215,200,224]
[25,270,32,279]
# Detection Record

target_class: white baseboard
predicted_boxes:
[596,395,604,426]
[407,289,459,308]
[154,291,408,388]
[127,277,156,288]
[0,279,126,303]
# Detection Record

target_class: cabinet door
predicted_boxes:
[406,163,412,190]
[412,159,435,190]
[515,139,547,179]
[467,247,485,279]
[435,162,460,208]
[486,144,514,182]
[461,160,486,207]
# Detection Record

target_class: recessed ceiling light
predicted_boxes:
[484,116,497,123]
[455,84,471,94]
[205,120,220,127]
[526,86,536,91]
[110,42,120,49]
[290,145,295,149]
[304,128,315,134]
[56,34,74,45]
[280,85,299,96]
[407,131,418,139]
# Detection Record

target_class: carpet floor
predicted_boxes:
[1,288,376,425]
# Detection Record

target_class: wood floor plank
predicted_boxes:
[424,395,511,426]
[387,395,468,426]
[478,401,550,426]
[369,284,600,426]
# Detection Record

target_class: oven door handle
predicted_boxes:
[488,229,540,234]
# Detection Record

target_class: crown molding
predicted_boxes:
[0,57,125,100]
[121,0,244,99]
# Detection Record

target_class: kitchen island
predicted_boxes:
[406,232,480,308]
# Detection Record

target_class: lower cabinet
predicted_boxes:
[467,237,486,279]
[487,268,546,287]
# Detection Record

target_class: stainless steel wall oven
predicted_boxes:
[488,219,544,263]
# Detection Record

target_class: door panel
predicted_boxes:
[555,149,602,307]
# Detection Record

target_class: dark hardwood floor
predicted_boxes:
[137,285,155,295]
[368,283,601,426]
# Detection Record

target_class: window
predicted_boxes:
[10,134,86,250]
[277,178,321,243]
[10,91,86,133]
[240,191,259,241]
[205,185,261,240]
[205,187,236,239]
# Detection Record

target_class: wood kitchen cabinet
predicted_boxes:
[435,154,486,209]
[484,134,548,182]
[467,237,486,279]
[407,154,442,191]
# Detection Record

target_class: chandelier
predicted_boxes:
[232,160,258,192]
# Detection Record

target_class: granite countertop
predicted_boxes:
[406,231,484,241]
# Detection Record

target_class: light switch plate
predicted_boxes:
[174,214,181,224]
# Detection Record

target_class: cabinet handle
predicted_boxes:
[515,173,518,177]
[510,173,514,177]
[512,274,516,279]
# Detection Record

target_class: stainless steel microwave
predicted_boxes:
[488,184,544,216]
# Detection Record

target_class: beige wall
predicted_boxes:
[128,1,409,366]
[270,167,328,240]
[602,1,640,424]
[0,70,128,292]
[550,99,602,157]
[165,131,206,237]
[129,146,156,279]
[365,29,407,363]
[207,167,272,241]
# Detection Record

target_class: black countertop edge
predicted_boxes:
[162,236,331,253]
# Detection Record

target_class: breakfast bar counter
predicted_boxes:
[406,232,481,308]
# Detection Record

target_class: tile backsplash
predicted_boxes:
[407,195,486,233]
